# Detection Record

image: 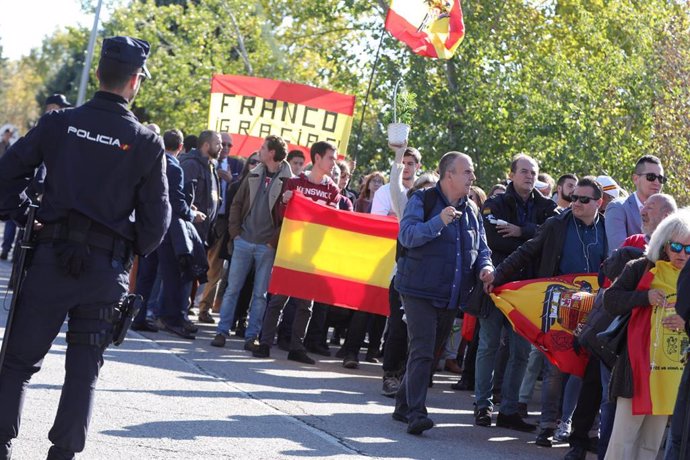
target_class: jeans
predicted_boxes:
[664,362,690,459]
[562,373,583,424]
[216,237,275,340]
[475,306,531,415]
[540,359,564,429]
[519,346,544,404]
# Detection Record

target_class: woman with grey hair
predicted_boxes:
[603,208,690,459]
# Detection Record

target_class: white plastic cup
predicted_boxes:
[387,123,411,147]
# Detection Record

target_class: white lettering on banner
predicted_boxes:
[67,126,122,148]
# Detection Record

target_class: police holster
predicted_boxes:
[112,294,144,346]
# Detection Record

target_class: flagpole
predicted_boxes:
[77,0,103,107]
[352,29,385,166]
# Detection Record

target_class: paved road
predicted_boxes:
[0,241,583,459]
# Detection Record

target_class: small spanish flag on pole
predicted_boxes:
[385,0,465,59]
[268,192,398,316]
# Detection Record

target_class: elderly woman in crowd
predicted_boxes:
[603,209,690,460]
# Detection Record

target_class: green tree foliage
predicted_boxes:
[5,0,690,203]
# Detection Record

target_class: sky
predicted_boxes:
[0,0,114,60]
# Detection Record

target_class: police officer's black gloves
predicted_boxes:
[55,241,90,277]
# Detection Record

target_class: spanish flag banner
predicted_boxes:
[628,261,687,415]
[268,192,398,316]
[385,0,465,59]
[490,274,598,377]
[208,75,356,157]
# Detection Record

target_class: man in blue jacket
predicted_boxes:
[393,151,493,435]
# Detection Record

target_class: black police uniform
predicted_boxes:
[0,37,170,460]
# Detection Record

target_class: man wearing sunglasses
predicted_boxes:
[605,155,665,254]
[485,176,608,449]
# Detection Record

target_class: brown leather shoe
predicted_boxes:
[444,359,462,374]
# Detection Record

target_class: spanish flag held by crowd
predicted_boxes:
[385,0,465,59]
[490,274,599,377]
[268,192,398,316]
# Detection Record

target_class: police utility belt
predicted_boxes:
[36,220,131,263]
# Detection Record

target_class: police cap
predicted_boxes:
[45,93,73,108]
[101,36,151,79]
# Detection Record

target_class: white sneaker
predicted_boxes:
[553,420,571,442]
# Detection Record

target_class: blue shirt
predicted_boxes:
[558,214,606,275]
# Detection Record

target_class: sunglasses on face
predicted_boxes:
[221,143,233,148]
[637,172,667,184]
[668,241,690,255]
[248,159,259,165]
[570,194,596,204]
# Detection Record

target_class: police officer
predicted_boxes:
[0,36,171,460]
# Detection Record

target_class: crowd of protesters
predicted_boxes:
[2,111,690,459]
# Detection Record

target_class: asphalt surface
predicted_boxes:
[0,236,585,459]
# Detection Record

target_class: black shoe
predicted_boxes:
[474,406,492,427]
[197,311,215,324]
[182,319,199,333]
[535,428,555,447]
[407,416,434,435]
[287,350,316,365]
[382,374,401,397]
[496,412,536,432]
[47,445,75,460]
[131,320,159,332]
[451,378,474,391]
[164,323,195,340]
[253,344,270,358]
[1,441,11,460]
[365,350,379,363]
[391,411,408,423]
[517,402,528,419]
[564,445,588,460]
[306,344,331,357]
[342,353,359,369]
[587,436,599,453]
[244,339,260,352]
[235,324,246,338]
[0,251,8,261]
[210,333,226,347]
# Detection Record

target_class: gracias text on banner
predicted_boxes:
[208,75,356,157]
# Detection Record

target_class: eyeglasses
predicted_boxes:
[570,194,597,204]
[131,72,148,81]
[668,241,690,255]
[636,172,667,184]
[248,159,259,165]
[222,143,233,148]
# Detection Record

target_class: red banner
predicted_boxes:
[208,75,355,158]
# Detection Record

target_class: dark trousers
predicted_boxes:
[342,311,386,357]
[0,244,128,457]
[569,356,602,449]
[665,361,690,459]
[277,298,297,344]
[383,279,407,374]
[395,295,456,421]
[157,240,192,326]
[133,251,159,324]
[461,321,480,383]
[304,302,330,349]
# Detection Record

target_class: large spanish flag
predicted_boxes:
[268,192,398,316]
[385,0,465,59]
[628,261,686,415]
[208,75,356,158]
[490,274,598,377]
